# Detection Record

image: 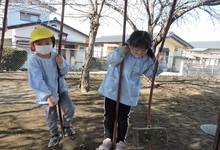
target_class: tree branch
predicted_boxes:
[105,2,138,30]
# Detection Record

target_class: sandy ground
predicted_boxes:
[0,72,220,150]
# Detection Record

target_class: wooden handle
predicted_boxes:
[57,0,66,135]
[147,0,177,127]
[112,0,128,149]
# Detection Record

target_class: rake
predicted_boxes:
[132,0,177,149]
[56,0,85,149]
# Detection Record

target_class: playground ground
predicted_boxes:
[0,72,220,150]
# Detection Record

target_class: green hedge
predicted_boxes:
[0,47,27,71]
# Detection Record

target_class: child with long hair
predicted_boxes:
[97,30,166,150]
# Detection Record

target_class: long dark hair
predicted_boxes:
[126,30,155,59]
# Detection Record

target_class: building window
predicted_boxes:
[162,48,169,64]
[20,12,39,22]
[65,45,75,49]
[51,24,57,27]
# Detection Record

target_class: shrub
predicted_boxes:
[0,47,27,71]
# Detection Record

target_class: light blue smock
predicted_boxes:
[98,46,166,106]
[28,51,69,104]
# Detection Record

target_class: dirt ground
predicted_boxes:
[0,72,220,150]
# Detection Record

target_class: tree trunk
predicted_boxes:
[79,16,99,92]
[80,61,90,93]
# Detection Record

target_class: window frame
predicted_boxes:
[20,11,40,22]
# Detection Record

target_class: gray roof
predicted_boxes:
[189,41,220,49]
[95,33,158,43]
[186,52,220,59]
[95,35,130,43]
[1,19,88,38]
[95,32,193,48]
[167,32,193,48]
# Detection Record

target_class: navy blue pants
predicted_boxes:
[104,97,131,142]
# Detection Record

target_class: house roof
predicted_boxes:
[3,22,68,36]
[166,32,193,49]
[95,32,193,49]
[186,52,220,59]
[95,35,130,43]
[16,39,88,46]
[189,41,220,49]
[0,19,89,38]
[43,18,88,38]
[9,0,57,12]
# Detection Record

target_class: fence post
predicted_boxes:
[211,61,214,75]
[66,49,70,66]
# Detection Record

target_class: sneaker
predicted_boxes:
[97,138,112,150]
[48,133,62,147]
[115,141,126,150]
[64,127,76,136]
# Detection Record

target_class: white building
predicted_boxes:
[0,4,89,71]
[95,32,193,73]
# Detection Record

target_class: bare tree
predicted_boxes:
[61,0,107,92]
[79,0,106,92]
[105,0,220,52]
[6,0,108,93]
[2,0,112,93]
[9,0,219,92]
[5,0,57,12]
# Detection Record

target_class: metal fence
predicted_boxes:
[182,58,220,77]
[0,45,109,72]
[0,45,30,71]
[1,45,220,78]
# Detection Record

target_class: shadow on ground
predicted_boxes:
[0,73,220,150]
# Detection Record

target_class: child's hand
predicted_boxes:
[47,95,56,107]
[121,45,128,54]
[156,52,163,63]
[56,54,63,64]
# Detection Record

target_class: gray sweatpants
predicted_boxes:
[42,91,75,137]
